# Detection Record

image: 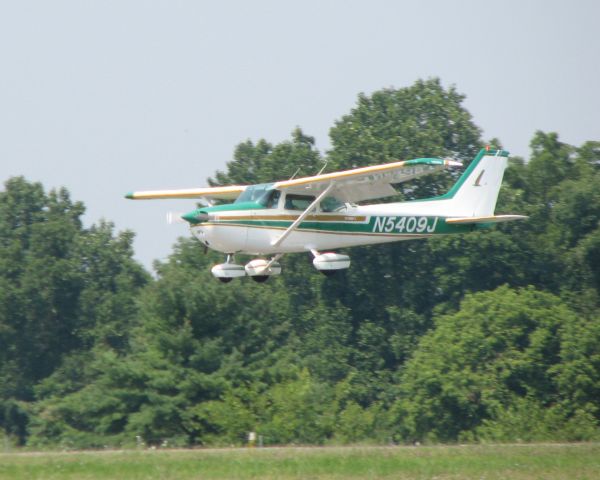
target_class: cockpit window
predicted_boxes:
[234,183,274,204]
[284,194,315,211]
[320,196,346,213]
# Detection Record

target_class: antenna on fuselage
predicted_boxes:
[288,167,302,180]
[316,162,328,176]
[198,197,215,207]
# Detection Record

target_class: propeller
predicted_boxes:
[166,212,187,224]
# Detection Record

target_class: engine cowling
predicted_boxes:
[312,252,351,272]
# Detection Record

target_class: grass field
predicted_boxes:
[0,443,598,479]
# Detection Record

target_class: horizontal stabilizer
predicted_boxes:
[445,215,528,225]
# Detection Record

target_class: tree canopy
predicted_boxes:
[1,79,599,447]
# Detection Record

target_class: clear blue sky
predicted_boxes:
[1,0,599,270]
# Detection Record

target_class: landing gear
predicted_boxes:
[251,275,270,283]
[245,258,282,281]
[211,255,282,283]
[211,254,245,282]
[319,269,337,277]
[210,251,351,282]
[311,250,351,275]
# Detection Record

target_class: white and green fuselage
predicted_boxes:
[188,205,471,254]
[184,149,519,256]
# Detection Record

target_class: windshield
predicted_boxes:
[234,183,274,204]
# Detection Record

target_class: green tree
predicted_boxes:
[258,369,335,445]
[498,135,600,305]
[328,78,482,199]
[29,235,300,447]
[391,286,599,443]
[6,79,600,449]
[209,128,323,186]
[0,179,84,401]
[524,132,576,206]
[316,79,488,398]
[0,177,148,444]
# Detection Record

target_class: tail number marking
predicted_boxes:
[372,216,438,234]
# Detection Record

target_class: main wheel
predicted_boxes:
[251,275,270,283]
[217,277,233,283]
[320,270,337,277]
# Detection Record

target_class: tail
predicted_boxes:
[434,148,527,224]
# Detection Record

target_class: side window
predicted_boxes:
[320,196,345,213]
[284,194,315,211]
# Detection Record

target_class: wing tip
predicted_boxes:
[444,159,463,167]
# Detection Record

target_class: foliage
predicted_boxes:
[1,79,599,447]
[208,128,323,186]
[0,178,148,445]
[391,286,599,442]
[328,78,483,199]
[329,78,482,168]
[474,397,600,443]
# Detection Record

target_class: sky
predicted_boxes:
[1,0,599,271]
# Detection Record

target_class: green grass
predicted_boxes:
[0,443,598,479]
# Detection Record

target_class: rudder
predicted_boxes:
[440,148,509,217]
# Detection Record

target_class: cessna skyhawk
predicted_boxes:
[126,148,526,282]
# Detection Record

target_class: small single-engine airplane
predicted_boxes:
[126,148,526,282]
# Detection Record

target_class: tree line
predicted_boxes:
[1,78,599,448]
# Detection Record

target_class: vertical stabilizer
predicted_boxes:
[439,149,509,217]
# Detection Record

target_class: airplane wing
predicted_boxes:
[125,157,460,202]
[274,157,462,202]
[125,185,246,201]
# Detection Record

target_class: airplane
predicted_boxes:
[126,147,526,282]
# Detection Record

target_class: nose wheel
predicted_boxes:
[211,254,245,282]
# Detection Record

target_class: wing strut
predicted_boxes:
[271,182,335,248]
[265,253,285,271]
